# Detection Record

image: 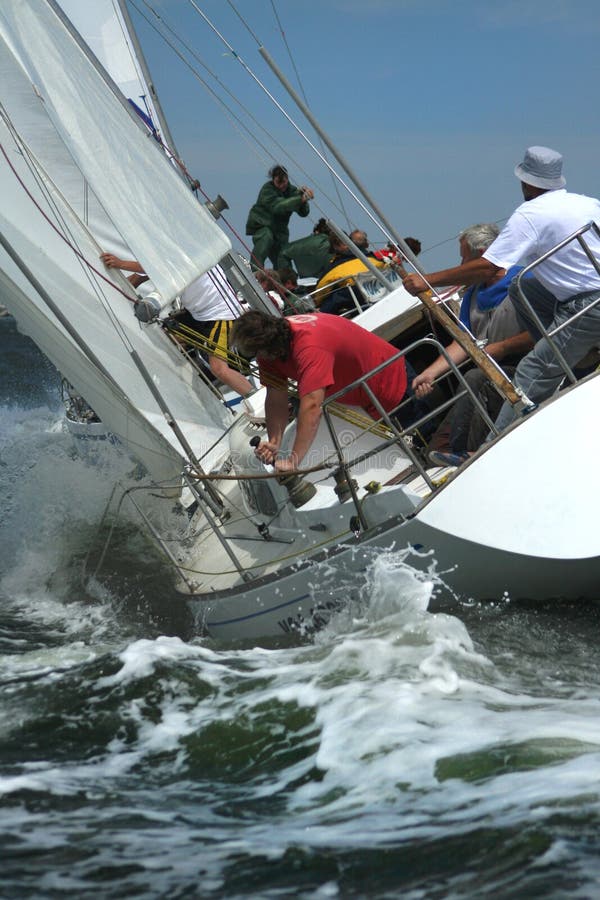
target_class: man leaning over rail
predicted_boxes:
[231,310,420,474]
[403,146,600,445]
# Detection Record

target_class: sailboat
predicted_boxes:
[2,1,600,641]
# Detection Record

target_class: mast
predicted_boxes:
[116,0,181,159]
[49,0,172,152]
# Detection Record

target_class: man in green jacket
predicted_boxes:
[246,164,314,270]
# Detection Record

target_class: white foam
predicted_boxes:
[3,406,600,852]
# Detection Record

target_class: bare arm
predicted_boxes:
[256,387,325,473]
[403,257,500,295]
[413,330,534,398]
[100,253,145,274]
[485,330,534,361]
[255,386,290,464]
[100,253,148,297]
[276,389,324,473]
[412,340,469,398]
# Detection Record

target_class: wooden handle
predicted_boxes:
[396,263,522,406]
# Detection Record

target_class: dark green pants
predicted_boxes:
[249,227,284,270]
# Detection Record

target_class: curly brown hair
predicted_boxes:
[231,310,292,360]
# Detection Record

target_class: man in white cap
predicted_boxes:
[403,146,600,437]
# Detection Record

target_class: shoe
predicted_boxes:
[428,450,470,468]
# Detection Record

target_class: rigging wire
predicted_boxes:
[128,2,274,266]
[112,1,164,141]
[177,3,516,265]
[224,0,262,46]
[132,0,269,168]
[419,217,511,258]
[5,113,391,444]
[135,1,495,262]
[223,0,352,228]
[267,0,352,229]
[134,2,507,261]
[132,0,329,256]
[2,120,117,316]
[1,120,236,469]
[89,473,354,581]
[183,1,400,247]
[5,125,244,408]
[134,0,355,233]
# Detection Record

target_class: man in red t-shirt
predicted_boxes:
[231,311,409,473]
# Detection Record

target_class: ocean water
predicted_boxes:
[3,315,600,899]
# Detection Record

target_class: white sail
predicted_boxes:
[57,0,180,168]
[0,0,235,483]
[0,19,129,268]
[0,114,233,479]
[0,0,230,302]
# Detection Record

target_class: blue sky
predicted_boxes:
[128,0,599,271]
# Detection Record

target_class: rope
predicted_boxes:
[188,459,336,482]
[0,136,135,305]
[163,317,402,441]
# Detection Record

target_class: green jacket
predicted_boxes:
[245,181,310,244]
[277,233,331,279]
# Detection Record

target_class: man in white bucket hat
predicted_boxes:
[403,146,600,440]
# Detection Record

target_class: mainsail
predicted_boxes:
[0,0,235,483]
[57,0,180,164]
[1,0,230,298]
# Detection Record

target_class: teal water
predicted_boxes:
[3,315,600,899]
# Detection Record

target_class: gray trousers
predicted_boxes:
[493,277,600,433]
[450,366,515,452]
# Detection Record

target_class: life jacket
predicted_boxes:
[314,253,386,307]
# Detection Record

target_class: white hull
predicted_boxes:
[191,519,600,642]
[4,2,600,646]
[355,285,424,342]
[184,372,600,640]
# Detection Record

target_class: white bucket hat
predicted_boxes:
[514,146,566,190]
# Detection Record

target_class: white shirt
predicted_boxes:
[484,189,600,301]
[180,265,243,321]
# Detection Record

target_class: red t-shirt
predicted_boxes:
[258,313,407,417]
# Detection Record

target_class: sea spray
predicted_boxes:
[5,329,600,896]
